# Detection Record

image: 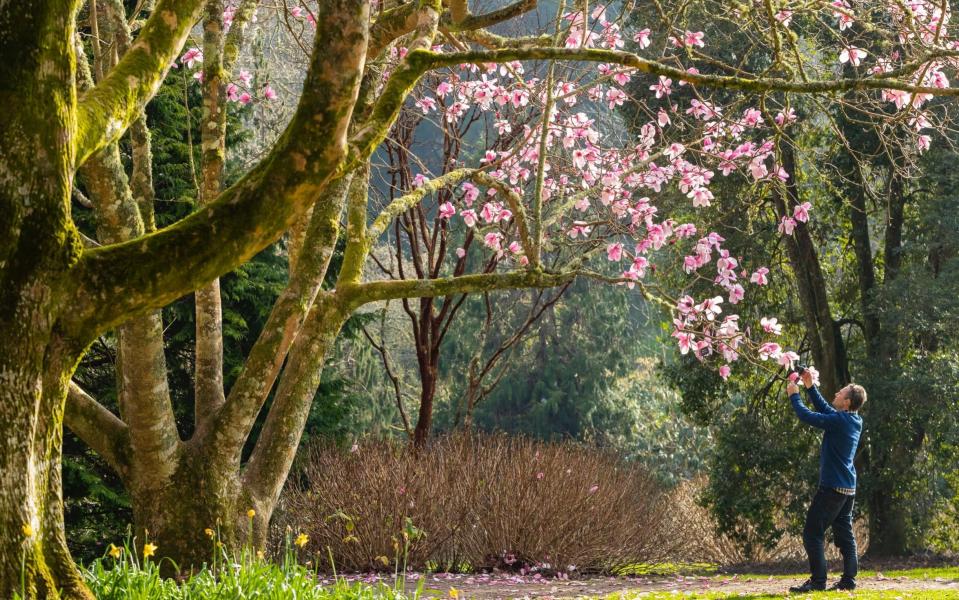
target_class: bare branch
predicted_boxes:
[65,382,131,477]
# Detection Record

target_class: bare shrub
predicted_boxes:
[276,433,679,573]
[669,478,869,564]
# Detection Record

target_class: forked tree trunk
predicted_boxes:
[0,2,94,596]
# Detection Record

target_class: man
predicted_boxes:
[786,369,866,593]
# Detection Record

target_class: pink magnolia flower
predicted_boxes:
[778,351,801,369]
[760,316,782,335]
[606,242,624,261]
[918,134,932,153]
[778,216,797,235]
[483,232,503,251]
[460,209,477,227]
[775,10,793,26]
[806,366,822,386]
[728,284,745,304]
[606,88,627,108]
[461,182,479,205]
[237,69,253,87]
[412,173,427,188]
[719,365,732,380]
[181,47,203,69]
[683,30,705,47]
[699,296,724,320]
[775,108,797,125]
[438,202,455,219]
[839,46,867,66]
[758,342,783,361]
[793,201,812,223]
[633,28,652,49]
[262,85,277,100]
[673,330,694,354]
[750,267,769,285]
[688,187,713,208]
[664,143,685,159]
[649,76,672,98]
[455,247,466,258]
[238,92,252,105]
[415,96,437,113]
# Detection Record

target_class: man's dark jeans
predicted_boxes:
[803,486,858,587]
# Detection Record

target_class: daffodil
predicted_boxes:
[143,543,157,559]
[294,533,308,548]
[108,543,122,559]
[247,509,256,519]
[21,524,33,538]
[449,587,460,598]
[204,528,215,538]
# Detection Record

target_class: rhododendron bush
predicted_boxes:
[2,0,958,596]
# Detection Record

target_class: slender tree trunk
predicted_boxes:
[194,0,229,426]
[849,165,914,557]
[775,143,848,396]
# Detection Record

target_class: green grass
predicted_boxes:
[610,592,959,599]
[617,563,959,581]
[49,537,426,600]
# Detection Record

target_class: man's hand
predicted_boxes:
[801,370,814,389]
[787,381,800,397]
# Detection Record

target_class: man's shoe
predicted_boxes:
[789,578,826,593]
[828,579,856,591]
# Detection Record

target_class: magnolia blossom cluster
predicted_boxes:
[301,1,953,378]
[177,46,277,104]
[174,4,276,104]
[396,25,817,378]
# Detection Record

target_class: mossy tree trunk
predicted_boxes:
[1,0,371,593]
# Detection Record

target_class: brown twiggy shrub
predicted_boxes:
[275,433,681,573]
[670,478,869,564]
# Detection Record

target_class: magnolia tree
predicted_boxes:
[2,0,958,596]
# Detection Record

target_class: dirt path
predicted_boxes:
[380,571,959,598]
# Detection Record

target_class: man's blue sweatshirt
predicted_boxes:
[790,385,862,491]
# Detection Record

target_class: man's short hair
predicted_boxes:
[847,384,867,411]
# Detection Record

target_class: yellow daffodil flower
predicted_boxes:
[204,528,215,538]
[108,543,122,559]
[143,543,157,558]
[294,533,308,548]
[449,587,460,598]
[247,509,256,518]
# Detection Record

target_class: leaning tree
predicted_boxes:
[2,0,958,596]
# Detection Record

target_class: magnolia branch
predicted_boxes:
[75,0,205,166]
[65,382,131,477]
[406,47,959,97]
[367,168,476,240]
[471,172,536,266]
[343,269,577,307]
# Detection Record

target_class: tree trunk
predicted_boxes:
[128,447,252,570]
[0,2,94,596]
[775,143,848,396]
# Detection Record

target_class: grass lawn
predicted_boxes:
[611,592,959,599]
[616,563,959,581]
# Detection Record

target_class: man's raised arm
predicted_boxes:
[802,371,835,414]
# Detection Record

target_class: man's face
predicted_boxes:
[832,386,852,411]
